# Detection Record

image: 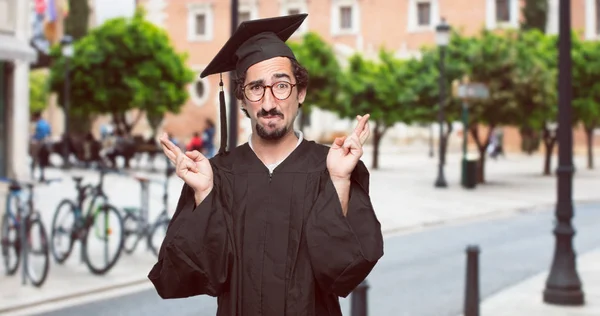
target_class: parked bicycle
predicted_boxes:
[1,177,59,287]
[122,167,174,257]
[49,166,125,275]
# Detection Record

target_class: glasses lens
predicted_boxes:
[244,85,264,102]
[273,82,292,100]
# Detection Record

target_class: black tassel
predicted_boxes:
[218,73,228,154]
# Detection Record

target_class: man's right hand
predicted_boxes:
[159,133,213,204]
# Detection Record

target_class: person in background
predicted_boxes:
[202,119,215,158]
[186,132,204,153]
[29,111,52,181]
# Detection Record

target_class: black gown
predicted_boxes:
[148,139,384,316]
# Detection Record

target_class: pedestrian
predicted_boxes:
[202,119,216,158]
[29,111,52,181]
[148,14,384,316]
[186,131,204,152]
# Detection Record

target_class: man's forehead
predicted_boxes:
[245,57,294,80]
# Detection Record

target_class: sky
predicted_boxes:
[94,0,136,25]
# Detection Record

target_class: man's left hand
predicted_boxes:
[327,114,370,180]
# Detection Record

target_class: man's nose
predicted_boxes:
[261,88,277,112]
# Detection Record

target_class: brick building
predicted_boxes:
[129,0,600,152]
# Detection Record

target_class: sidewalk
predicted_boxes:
[1,145,599,314]
[475,248,600,316]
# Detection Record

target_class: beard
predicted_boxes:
[255,108,289,141]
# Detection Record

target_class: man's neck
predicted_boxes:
[250,130,300,165]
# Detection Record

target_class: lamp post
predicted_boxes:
[543,0,585,306]
[228,0,239,151]
[60,35,74,169]
[434,18,450,188]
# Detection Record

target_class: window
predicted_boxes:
[340,6,353,30]
[187,3,213,42]
[596,0,600,34]
[280,0,309,35]
[486,0,517,29]
[408,0,438,32]
[239,11,251,24]
[195,14,206,36]
[0,0,16,34]
[417,2,431,26]
[331,0,360,35]
[189,69,211,107]
[496,0,510,23]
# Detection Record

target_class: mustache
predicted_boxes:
[257,109,284,118]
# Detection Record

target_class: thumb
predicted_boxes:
[332,136,347,148]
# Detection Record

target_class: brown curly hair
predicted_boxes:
[233,58,309,118]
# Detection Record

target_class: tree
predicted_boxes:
[49,8,194,136]
[572,36,600,169]
[64,0,90,40]
[464,29,521,183]
[29,69,50,116]
[521,0,548,32]
[288,32,342,131]
[513,29,558,175]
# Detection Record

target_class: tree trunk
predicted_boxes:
[371,121,388,170]
[442,121,453,166]
[585,125,594,169]
[469,124,495,184]
[542,126,558,175]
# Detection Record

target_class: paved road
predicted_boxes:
[37,202,600,316]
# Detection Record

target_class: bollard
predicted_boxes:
[464,245,480,316]
[351,279,369,316]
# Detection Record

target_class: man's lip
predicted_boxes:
[260,115,281,119]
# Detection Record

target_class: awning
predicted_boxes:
[0,34,38,63]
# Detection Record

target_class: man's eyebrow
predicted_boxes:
[273,73,292,81]
[247,78,265,86]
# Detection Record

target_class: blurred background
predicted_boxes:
[1,0,600,315]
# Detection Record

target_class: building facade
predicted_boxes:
[138,0,597,151]
[0,0,38,179]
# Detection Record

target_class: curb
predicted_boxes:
[0,278,151,315]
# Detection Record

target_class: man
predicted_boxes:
[148,14,384,316]
[30,111,51,181]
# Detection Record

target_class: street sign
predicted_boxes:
[457,83,489,100]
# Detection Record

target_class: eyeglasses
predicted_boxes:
[243,81,297,102]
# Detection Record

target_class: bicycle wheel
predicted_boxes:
[83,203,124,275]
[25,217,50,287]
[50,199,78,264]
[148,216,170,257]
[122,211,141,255]
[1,213,20,275]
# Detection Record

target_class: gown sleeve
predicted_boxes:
[306,160,384,298]
[148,176,233,299]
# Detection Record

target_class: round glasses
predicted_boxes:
[243,81,297,102]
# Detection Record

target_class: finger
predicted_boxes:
[159,132,183,156]
[177,154,198,173]
[359,121,370,145]
[185,150,206,162]
[353,114,370,137]
[161,143,177,163]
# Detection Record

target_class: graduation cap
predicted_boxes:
[200,13,308,155]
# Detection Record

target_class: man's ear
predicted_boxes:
[297,87,307,104]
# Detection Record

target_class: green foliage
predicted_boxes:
[29,69,50,115]
[572,35,600,129]
[288,32,342,116]
[49,7,195,134]
[521,0,548,32]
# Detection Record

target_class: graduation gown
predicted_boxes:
[148,139,384,316]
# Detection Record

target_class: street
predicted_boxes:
[36,202,600,316]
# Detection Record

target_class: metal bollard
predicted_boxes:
[464,245,480,316]
[351,279,369,316]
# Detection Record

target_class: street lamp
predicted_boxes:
[434,18,450,188]
[543,0,585,306]
[60,35,74,169]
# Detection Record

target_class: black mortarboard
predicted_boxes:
[200,14,308,155]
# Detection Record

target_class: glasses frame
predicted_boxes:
[242,81,298,102]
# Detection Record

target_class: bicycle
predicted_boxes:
[1,177,59,287]
[49,166,125,275]
[122,167,174,257]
